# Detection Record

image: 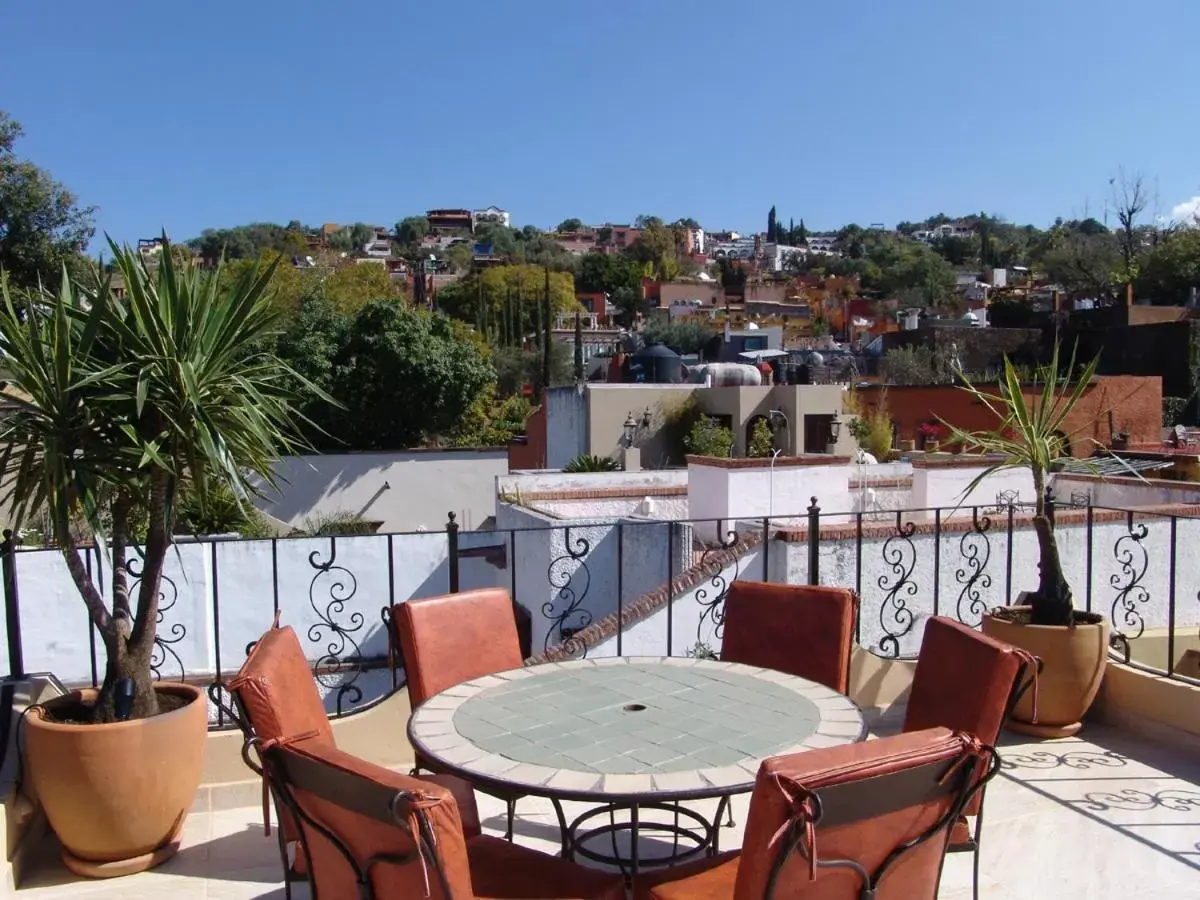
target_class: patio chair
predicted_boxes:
[387,588,528,842]
[720,581,859,694]
[902,616,1041,900]
[261,733,625,900]
[716,581,859,829]
[634,727,998,900]
[220,618,481,900]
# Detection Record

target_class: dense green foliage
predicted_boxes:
[684,416,735,458]
[276,299,494,450]
[0,111,95,290]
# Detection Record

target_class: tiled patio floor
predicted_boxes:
[15,723,1200,899]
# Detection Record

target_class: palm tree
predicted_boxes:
[940,343,1099,626]
[0,236,330,721]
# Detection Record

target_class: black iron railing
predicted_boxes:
[1,491,1196,732]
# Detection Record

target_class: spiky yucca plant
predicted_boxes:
[941,343,1100,627]
[0,236,330,721]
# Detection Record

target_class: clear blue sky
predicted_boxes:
[5,1,1199,247]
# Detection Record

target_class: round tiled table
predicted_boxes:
[408,656,865,876]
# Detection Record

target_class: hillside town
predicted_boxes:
[2,82,1199,900]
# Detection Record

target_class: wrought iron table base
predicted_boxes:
[550,798,723,880]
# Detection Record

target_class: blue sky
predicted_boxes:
[4,1,1199,246]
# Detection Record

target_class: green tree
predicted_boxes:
[312,303,494,450]
[324,262,401,313]
[1136,228,1200,305]
[748,417,775,458]
[0,239,323,720]
[0,111,95,290]
[394,216,430,248]
[348,222,376,249]
[684,416,734,458]
[767,206,777,242]
[1042,232,1121,302]
[641,319,715,354]
[556,218,585,233]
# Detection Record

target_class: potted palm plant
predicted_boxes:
[0,238,326,876]
[942,343,1109,738]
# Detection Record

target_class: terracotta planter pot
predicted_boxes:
[982,606,1109,738]
[24,682,207,878]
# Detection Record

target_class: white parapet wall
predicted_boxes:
[911,455,1034,519]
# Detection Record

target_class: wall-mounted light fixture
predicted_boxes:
[830,417,842,441]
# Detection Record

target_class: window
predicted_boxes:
[744,336,767,350]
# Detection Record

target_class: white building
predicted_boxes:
[473,206,511,229]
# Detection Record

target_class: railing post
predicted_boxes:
[446,512,460,593]
[2,530,24,679]
[807,497,821,586]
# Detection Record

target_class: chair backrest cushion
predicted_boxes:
[228,624,335,845]
[391,588,525,708]
[903,616,1026,745]
[734,727,983,900]
[228,624,336,747]
[267,737,474,900]
[721,581,857,694]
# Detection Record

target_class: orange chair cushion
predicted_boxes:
[634,851,740,900]
[903,616,1027,816]
[277,738,476,899]
[467,834,626,900]
[734,727,970,900]
[392,588,525,708]
[720,581,857,694]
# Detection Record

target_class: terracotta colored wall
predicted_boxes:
[858,376,1162,456]
[508,402,547,469]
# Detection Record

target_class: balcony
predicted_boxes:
[3,499,1198,897]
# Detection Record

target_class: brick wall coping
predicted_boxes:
[526,530,763,665]
[511,485,687,502]
[910,455,1008,470]
[686,454,852,469]
[848,477,913,490]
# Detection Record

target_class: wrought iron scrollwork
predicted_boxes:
[877,513,918,657]
[954,509,992,627]
[1110,518,1150,643]
[544,527,593,656]
[307,539,365,716]
[695,527,739,646]
[125,556,185,682]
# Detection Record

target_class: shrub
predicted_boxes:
[845,389,894,460]
[564,454,620,472]
[685,416,734,458]
[748,417,775,457]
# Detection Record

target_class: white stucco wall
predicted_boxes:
[687,460,852,538]
[912,463,1034,520]
[255,449,509,533]
[1055,473,1200,508]
[497,469,687,499]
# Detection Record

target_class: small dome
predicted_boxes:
[746,322,760,330]
[808,351,825,366]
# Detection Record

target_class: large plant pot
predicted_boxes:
[24,682,207,878]
[982,606,1109,738]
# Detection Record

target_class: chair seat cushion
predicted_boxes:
[634,851,739,900]
[467,834,626,900]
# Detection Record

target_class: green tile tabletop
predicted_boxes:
[408,657,865,802]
